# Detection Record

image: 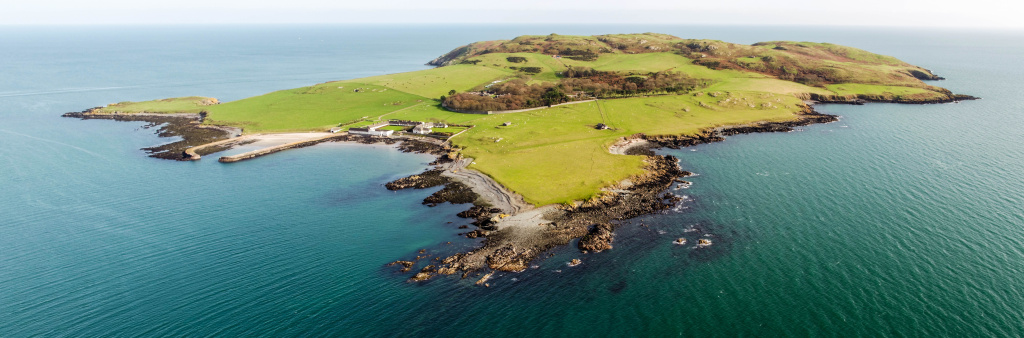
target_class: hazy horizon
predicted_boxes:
[4,0,1023,29]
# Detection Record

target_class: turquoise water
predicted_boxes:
[2,25,1022,336]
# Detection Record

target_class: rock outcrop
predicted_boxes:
[578,223,615,252]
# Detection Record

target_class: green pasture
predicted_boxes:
[451,93,808,205]
[708,78,832,96]
[431,126,468,133]
[96,96,215,114]
[387,103,486,125]
[470,52,569,82]
[359,65,511,98]
[203,82,424,132]
[826,83,941,98]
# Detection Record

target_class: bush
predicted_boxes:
[519,67,543,74]
[506,56,527,63]
[559,48,599,61]
[693,60,721,70]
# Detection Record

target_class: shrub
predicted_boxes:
[559,48,599,61]
[519,67,543,74]
[693,60,721,70]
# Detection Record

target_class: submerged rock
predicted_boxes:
[409,265,437,282]
[475,272,494,285]
[386,260,415,273]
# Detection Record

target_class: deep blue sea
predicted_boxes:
[2,25,1023,336]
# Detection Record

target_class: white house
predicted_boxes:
[412,123,433,134]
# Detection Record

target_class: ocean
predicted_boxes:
[1,25,1022,336]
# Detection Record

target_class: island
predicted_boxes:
[64,33,974,283]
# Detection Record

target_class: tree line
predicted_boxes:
[443,67,710,111]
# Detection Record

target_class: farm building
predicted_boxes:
[348,121,394,137]
[348,127,394,137]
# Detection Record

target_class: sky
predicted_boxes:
[3,0,1022,28]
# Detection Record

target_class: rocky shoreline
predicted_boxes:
[807,92,978,105]
[384,103,844,284]
[62,109,240,160]
[642,103,838,150]
[389,154,689,283]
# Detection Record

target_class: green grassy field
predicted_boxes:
[568,53,688,73]
[431,126,468,133]
[379,125,409,131]
[707,78,833,96]
[826,83,939,98]
[359,65,512,98]
[105,34,961,206]
[469,53,569,82]
[387,104,486,125]
[447,93,807,204]
[96,96,217,114]
[451,103,647,204]
[202,82,426,132]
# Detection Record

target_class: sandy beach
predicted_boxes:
[243,132,334,147]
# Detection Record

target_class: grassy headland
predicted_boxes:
[96,96,219,114]
[94,33,970,205]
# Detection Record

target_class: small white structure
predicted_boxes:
[412,123,433,135]
[346,120,446,137]
[329,127,343,133]
[349,122,394,137]
[349,128,394,137]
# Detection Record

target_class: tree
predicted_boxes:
[541,88,566,106]
[448,89,456,96]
